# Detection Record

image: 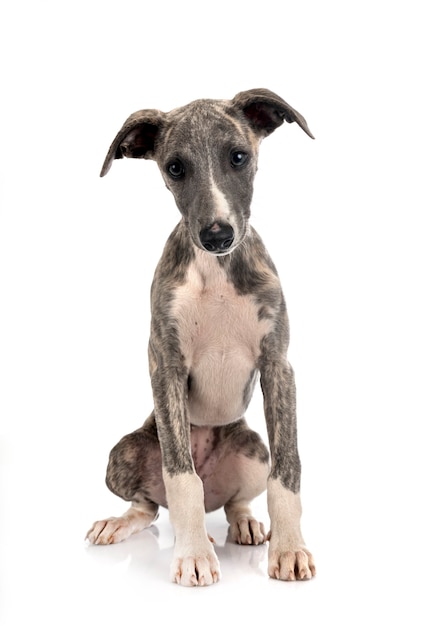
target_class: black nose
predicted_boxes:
[199,223,234,253]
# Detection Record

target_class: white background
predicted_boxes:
[1,1,435,623]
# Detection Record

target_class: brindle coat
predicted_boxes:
[86,89,316,586]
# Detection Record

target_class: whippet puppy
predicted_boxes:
[86,88,316,586]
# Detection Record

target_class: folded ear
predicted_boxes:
[100,109,165,177]
[232,88,314,139]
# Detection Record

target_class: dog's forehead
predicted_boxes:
[168,98,233,126]
[161,98,251,154]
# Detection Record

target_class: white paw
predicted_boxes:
[268,547,316,581]
[85,517,134,545]
[171,546,221,586]
[229,516,266,545]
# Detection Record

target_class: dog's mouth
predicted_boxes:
[202,246,235,257]
[201,240,237,256]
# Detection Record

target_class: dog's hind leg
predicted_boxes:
[224,470,268,546]
[85,500,158,545]
[198,420,270,546]
[86,415,164,545]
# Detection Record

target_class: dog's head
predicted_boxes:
[100,88,314,255]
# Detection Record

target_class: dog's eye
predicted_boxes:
[167,159,185,179]
[230,151,248,168]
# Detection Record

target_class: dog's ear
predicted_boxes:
[232,88,314,140]
[100,110,165,177]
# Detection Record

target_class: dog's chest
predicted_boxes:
[172,258,269,363]
[171,255,272,425]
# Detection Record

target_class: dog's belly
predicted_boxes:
[172,259,273,426]
[187,341,257,426]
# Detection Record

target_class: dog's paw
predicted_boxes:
[171,547,221,586]
[268,547,316,581]
[229,516,267,546]
[85,517,134,545]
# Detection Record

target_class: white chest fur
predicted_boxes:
[171,250,273,426]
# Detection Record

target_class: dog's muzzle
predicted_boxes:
[199,222,235,254]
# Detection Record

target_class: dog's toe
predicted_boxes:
[230,516,266,546]
[171,552,221,586]
[85,517,133,545]
[268,548,316,581]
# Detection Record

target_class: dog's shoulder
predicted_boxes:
[224,227,283,299]
[151,222,193,289]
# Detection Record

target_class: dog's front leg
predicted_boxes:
[260,339,316,581]
[164,470,220,586]
[150,357,220,586]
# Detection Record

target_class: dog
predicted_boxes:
[86,88,316,586]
